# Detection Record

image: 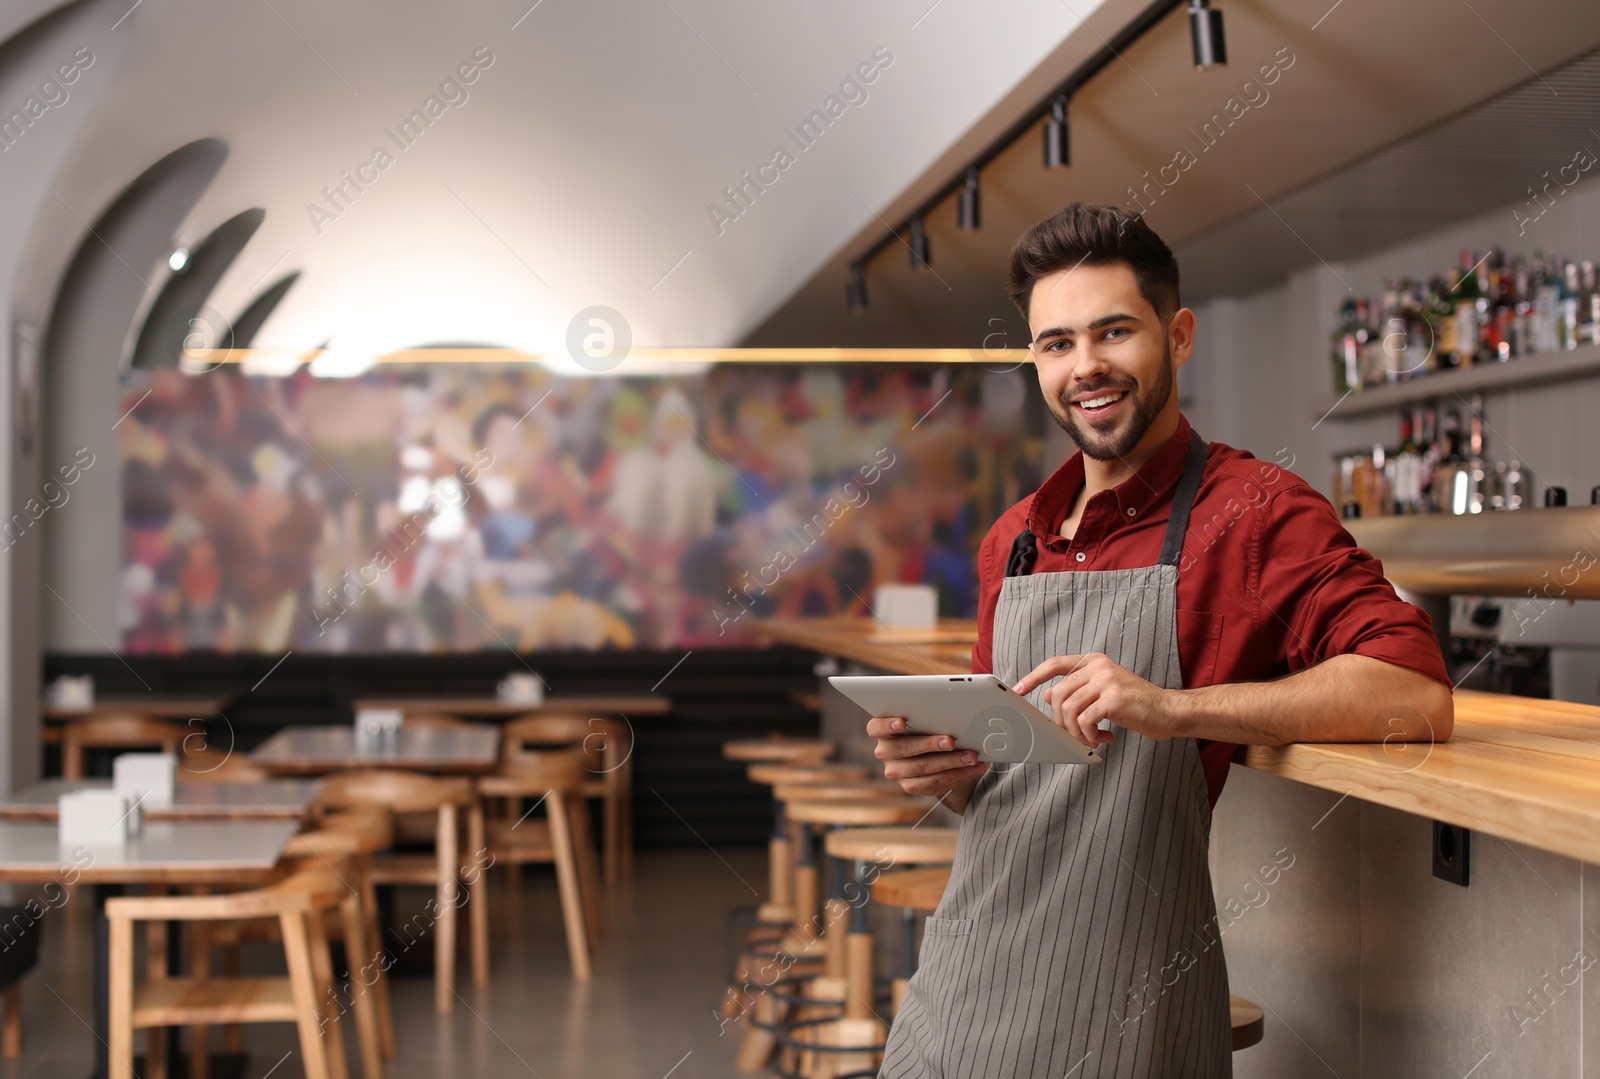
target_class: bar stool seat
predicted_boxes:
[748,761,871,786]
[820,825,957,863]
[723,737,835,763]
[771,780,904,803]
[1230,995,1264,1051]
[870,866,950,910]
[786,800,933,828]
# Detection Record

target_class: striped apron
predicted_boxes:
[880,430,1230,1079]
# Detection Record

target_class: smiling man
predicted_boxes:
[872,203,1453,1078]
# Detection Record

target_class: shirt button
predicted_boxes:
[1075,552,1087,563]
[1126,507,1137,517]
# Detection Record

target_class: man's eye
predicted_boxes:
[1103,327,1129,340]
[1044,340,1069,352]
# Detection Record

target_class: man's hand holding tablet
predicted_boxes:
[867,716,990,813]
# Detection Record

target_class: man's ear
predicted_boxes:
[1168,308,1197,368]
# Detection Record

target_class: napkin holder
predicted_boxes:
[114,752,176,808]
[496,672,545,704]
[59,789,135,846]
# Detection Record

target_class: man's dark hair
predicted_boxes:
[1006,203,1180,323]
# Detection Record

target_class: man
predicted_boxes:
[872,203,1452,1078]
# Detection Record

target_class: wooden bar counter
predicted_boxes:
[759,616,1600,866]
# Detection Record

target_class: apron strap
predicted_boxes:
[1004,428,1208,578]
[1004,528,1037,578]
[1157,429,1209,568]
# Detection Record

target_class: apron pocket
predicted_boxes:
[921,916,972,939]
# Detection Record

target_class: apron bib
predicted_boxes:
[881,431,1230,1079]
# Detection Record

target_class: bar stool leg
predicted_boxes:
[791,823,820,944]
[844,858,874,1021]
[760,800,793,922]
[822,843,847,981]
[892,906,916,1016]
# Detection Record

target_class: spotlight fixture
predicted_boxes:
[168,247,190,272]
[1043,95,1070,168]
[909,215,931,270]
[1188,0,1227,68]
[846,262,868,311]
[957,167,980,230]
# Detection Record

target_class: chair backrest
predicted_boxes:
[62,716,188,779]
[64,715,187,749]
[487,750,588,793]
[314,769,471,814]
[502,714,627,773]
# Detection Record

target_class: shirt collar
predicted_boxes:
[1027,414,1193,540]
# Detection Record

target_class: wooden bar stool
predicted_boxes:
[870,867,950,1016]
[869,866,1268,1055]
[62,716,186,779]
[752,801,934,1077]
[746,762,870,924]
[722,737,835,764]
[823,828,958,1023]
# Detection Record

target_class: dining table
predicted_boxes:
[249,725,501,776]
[0,817,298,1079]
[0,778,323,823]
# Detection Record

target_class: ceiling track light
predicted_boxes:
[957,167,980,230]
[909,215,931,270]
[846,263,868,311]
[1188,0,1227,68]
[1043,95,1070,168]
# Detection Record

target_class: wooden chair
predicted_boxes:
[313,770,487,1013]
[502,714,633,886]
[61,716,186,779]
[479,750,603,979]
[107,862,366,1079]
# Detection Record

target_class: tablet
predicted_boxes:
[828,674,1103,766]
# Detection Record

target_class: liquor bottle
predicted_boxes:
[1476,249,1502,362]
[1433,275,1461,368]
[1393,410,1422,514]
[1535,254,1560,353]
[1560,260,1581,350]
[1354,298,1383,389]
[1418,406,1438,511]
[1581,260,1599,345]
[1436,407,1465,514]
[1402,280,1434,376]
[1454,250,1481,365]
[1512,258,1533,359]
[1490,250,1515,361]
[1463,395,1489,514]
[1330,299,1361,395]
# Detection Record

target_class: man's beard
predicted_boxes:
[1046,346,1175,462]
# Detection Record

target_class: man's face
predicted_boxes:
[1027,262,1191,462]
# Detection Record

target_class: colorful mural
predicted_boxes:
[117,365,1044,653]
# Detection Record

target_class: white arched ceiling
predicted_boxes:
[40,0,1113,361]
[41,137,227,654]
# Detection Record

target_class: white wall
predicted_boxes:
[0,0,127,791]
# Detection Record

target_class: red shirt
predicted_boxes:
[971,415,1450,806]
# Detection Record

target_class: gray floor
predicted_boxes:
[2,849,766,1078]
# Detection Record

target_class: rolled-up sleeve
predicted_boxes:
[1248,484,1450,685]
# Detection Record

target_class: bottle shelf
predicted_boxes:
[1311,340,1600,420]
